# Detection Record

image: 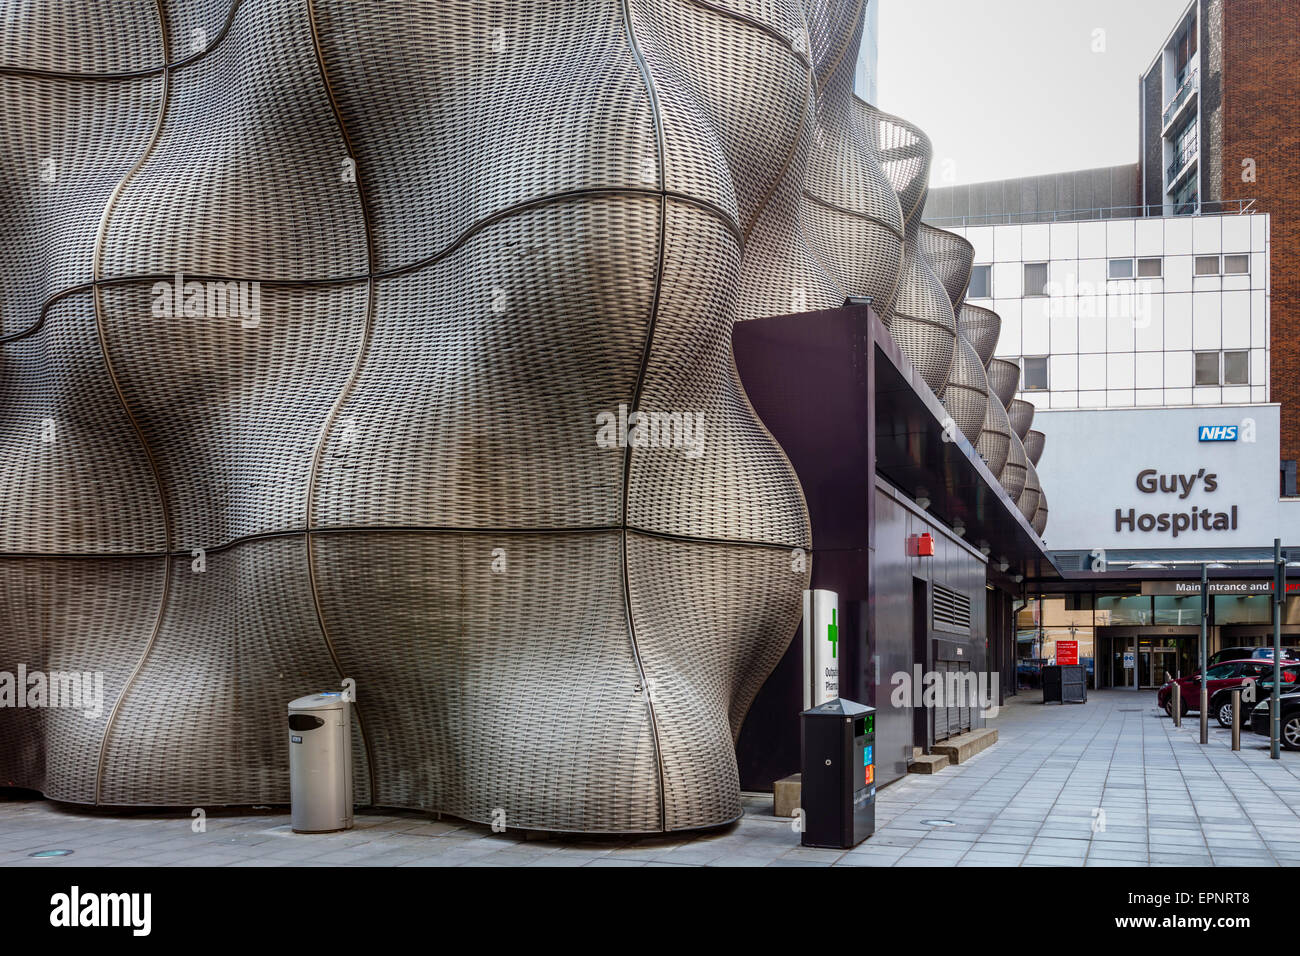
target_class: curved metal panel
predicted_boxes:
[1032,489,1049,536]
[957,303,1000,368]
[0,0,1044,832]
[869,106,956,394]
[1018,460,1041,524]
[918,224,974,313]
[1008,398,1035,441]
[1024,428,1046,466]
[941,332,989,446]
[987,357,1021,409]
[976,393,1013,478]
[1000,430,1030,506]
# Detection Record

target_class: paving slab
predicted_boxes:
[5,690,1300,867]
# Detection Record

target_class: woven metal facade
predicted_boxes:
[0,0,1044,831]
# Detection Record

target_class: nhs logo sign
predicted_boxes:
[1199,425,1238,442]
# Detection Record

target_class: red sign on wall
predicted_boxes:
[906,533,935,557]
[1057,641,1079,666]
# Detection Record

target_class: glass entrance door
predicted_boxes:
[1138,648,1178,688]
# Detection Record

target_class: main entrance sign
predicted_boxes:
[1142,579,1298,596]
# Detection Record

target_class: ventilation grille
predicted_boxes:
[933,584,972,633]
[1052,552,1086,571]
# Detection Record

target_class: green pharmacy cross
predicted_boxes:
[827,609,838,659]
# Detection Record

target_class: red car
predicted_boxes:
[1158,659,1300,719]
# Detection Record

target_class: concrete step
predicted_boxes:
[930,728,998,765]
[773,773,801,817]
[907,753,950,774]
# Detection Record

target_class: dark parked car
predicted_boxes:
[1158,660,1300,719]
[1209,647,1299,667]
[1250,691,1300,750]
[1250,647,1300,660]
[1210,647,1261,667]
[1210,667,1300,728]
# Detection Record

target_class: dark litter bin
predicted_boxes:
[1042,665,1087,704]
[800,697,875,849]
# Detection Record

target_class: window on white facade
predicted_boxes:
[1223,350,1249,385]
[1023,263,1048,297]
[1194,255,1220,276]
[1137,257,1163,277]
[968,264,991,299]
[1108,258,1134,279]
[1194,351,1220,385]
[1223,254,1249,275]
[1021,356,1048,391]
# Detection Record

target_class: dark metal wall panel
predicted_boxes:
[870,489,919,782]
[871,483,990,777]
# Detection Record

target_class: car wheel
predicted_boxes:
[1283,715,1300,752]
[1216,699,1235,728]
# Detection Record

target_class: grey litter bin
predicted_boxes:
[288,692,353,833]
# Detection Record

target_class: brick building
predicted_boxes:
[926,0,1299,497]
[1215,0,1300,475]
[1139,0,1300,485]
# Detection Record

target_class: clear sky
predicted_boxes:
[874,0,1192,187]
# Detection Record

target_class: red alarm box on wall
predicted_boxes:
[907,533,935,557]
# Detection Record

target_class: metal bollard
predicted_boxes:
[1231,687,1242,751]
[1173,682,1181,727]
[1201,679,1209,745]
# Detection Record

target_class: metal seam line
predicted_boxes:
[741,54,814,247]
[801,188,907,241]
[0,0,245,80]
[0,186,742,346]
[91,0,172,807]
[304,0,380,804]
[0,523,808,563]
[813,0,868,95]
[621,0,670,832]
[685,0,812,68]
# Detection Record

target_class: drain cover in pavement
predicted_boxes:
[920,819,956,827]
[29,849,73,858]
[1119,708,1143,712]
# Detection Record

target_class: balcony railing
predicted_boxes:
[1166,130,1198,187]
[1162,67,1199,129]
[924,198,1256,228]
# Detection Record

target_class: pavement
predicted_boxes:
[3,689,1299,867]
